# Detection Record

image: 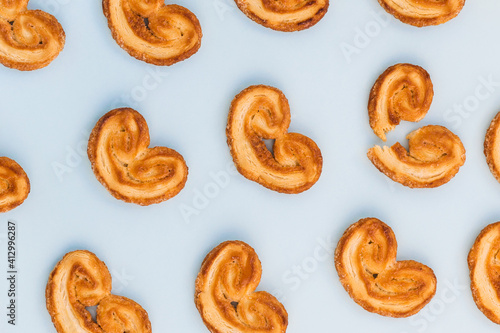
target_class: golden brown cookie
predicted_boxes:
[335,218,437,318]
[484,112,500,184]
[234,0,328,31]
[0,0,65,70]
[46,250,151,333]
[0,156,30,213]
[195,241,288,333]
[227,85,322,194]
[468,222,500,324]
[88,107,188,205]
[103,0,202,65]
[369,63,433,141]
[378,0,465,27]
[368,125,465,188]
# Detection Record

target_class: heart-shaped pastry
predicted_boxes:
[0,0,65,70]
[377,0,465,27]
[335,218,437,317]
[468,222,500,324]
[0,156,30,212]
[103,0,202,65]
[234,0,329,32]
[369,63,433,141]
[484,112,500,184]
[87,107,188,205]
[368,125,465,188]
[46,250,152,333]
[226,85,322,194]
[195,240,288,333]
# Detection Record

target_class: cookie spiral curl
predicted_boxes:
[468,222,500,324]
[195,241,288,333]
[368,125,465,188]
[46,250,151,333]
[0,0,65,70]
[227,85,322,194]
[378,0,465,27]
[88,108,188,205]
[234,0,328,31]
[335,218,437,318]
[103,0,202,66]
[0,157,29,212]
[369,63,433,141]
[484,112,500,184]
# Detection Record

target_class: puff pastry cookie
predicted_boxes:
[368,125,465,188]
[0,0,65,70]
[227,85,322,193]
[195,240,288,333]
[378,0,465,27]
[484,112,500,184]
[88,108,188,205]
[103,0,202,65]
[369,63,433,141]
[46,250,151,333]
[0,157,29,212]
[234,0,328,32]
[335,218,437,317]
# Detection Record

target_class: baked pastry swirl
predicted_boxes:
[46,250,151,333]
[468,222,500,324]
[88,108,188,205]
[103,0,202,65]
[378,0,466,27]
[368,125,465,188]
[0,156,29,212]
[227,85,322,193]
[335,218,437,317]
[195,241,288,333]
[234,0,328,31]
[0,0,65,70]
[369,63,433,141]
[484,112,500,184]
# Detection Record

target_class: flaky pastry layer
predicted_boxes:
[484,112,500,184]
[226,85,322,193]
[468,222,500,324]
[335,218,437,318]
[369,63,433,141]
[368,125,465,188]
[378,0,465,27]
[46,250,151,333]
[0,0,65,70]
[234,0,328,31]
[195,241,288,333]
[0,156,30,212]
[88,108,188,205]
[103,0,202,65]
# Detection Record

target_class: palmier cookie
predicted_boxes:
[368,125,465,188]
[335,218,437,317]
[195,241,288,333]
[483,112,500,184]
[0,0,65,70]
[46,250,151,333]
[103,0,202,66]
[234,0,328,32]
[369,63,433,141]
[88,108,188,205]
[468,222,500,324]
[0,157,29,212]
[378,0,465,27]
[227,85,322,194]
